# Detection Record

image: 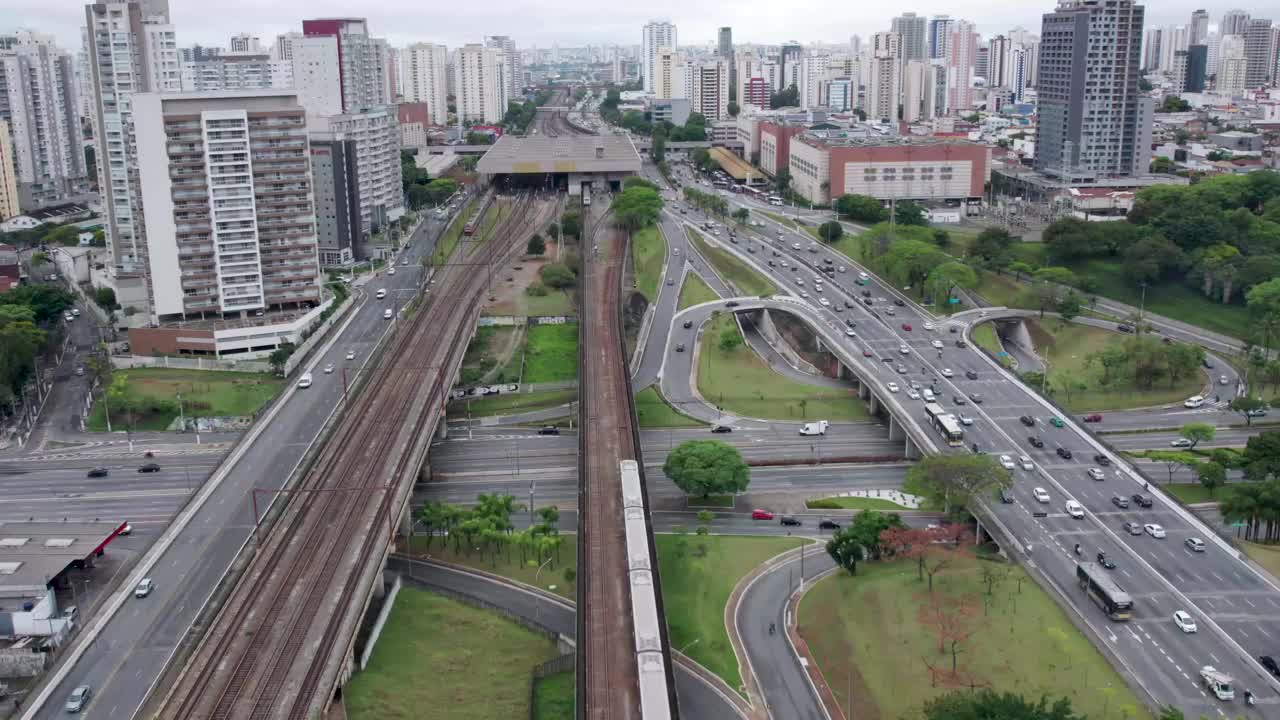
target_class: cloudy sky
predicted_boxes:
[9,0,1251,54]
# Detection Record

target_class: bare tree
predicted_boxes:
[918,590,983,676]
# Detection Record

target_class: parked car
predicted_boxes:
[751,509,774,520]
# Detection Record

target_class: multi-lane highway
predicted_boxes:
[665,190,1276,716]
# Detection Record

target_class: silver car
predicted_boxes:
[65,685,91,713]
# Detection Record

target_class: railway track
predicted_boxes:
[578,211,643,719]
[155,193,554,720]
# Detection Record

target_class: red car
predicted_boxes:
[862,349,873,358]
[751,509,775,520]
[902,323,913,331]
[1083,414,1103,423]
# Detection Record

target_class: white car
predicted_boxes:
[941,368,954,378]
[845,329,856,337]
[64,312,74,322]
[792,243,802,250]
[999,454,1016,470]
[1019,455,1033,470]
[931,340,943,349]
[383,308,393,319]
[134,578,155,598]
[1144,523,1166,539]
[388,267,396,275]
[887,382,900,393]
[899,345,910,355]
[346,350,356,360]
[1173,610,1198,633]
[1033,487,1050,503]
[1170,438,1192,447]
[957,414,973,426]
[819,297,830,307]
[1065,500,1085,518]
[795,278,805,286]
[800,292,809,299]
[1087,467,1105,480]
[907,389,921,399]
[923,322,934,331]
[323,363,335,374]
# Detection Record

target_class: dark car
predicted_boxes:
[818,519,842,531]
[894,299,905,307]
[1019,415,1036,426]
[968,393,983,404]
[138,463,161,473]
[999,488,1014,504]
[823,258,834,265]
[725,301,740,308]
[882,356,894,363]
[1055,447,1073,459]
[711,425,733,434]
[863,298,873,306]
[949,326,958,333]
[1131,493,1153,508]
[1096,552,1116,570]
[953,395,967,405]
[954,340,967,348]
[1093,454,1111,467]
[845,319,856,328]
[843,300,854,309]
[675,343,686,352]
[1203,358,1215,369]
[1028,436,1044,448]
[1111,495,1130,509]
[1123,521,1144,535]
[683,320,693,329]
[861,289,872,297]
[537,426,560,435]
[780,516,802,527]
[1083,413,1103,423]
[966,370,980,380]
[1117,324,1133,333]
[1261,655,1280,677]
[86,467,109,478]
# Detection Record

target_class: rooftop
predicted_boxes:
[476,134,642,175]
[708,147,765,181]
[0,522,126,597]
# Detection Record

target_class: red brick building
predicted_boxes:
[789,137,989,206]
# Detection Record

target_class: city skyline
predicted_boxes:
[6,0,1261,57]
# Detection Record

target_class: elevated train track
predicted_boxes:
[153,194,555,720]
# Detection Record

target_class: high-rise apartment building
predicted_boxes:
[988,35,1012,87]
[736,56,771,108]
[1036,0,1150,180]
[1184,45,1208,91]
[1221,10,1251,37]
[291,35,343,118]
[181,54,293,92]
[642,21,677,94]
[799,54,830,110]
[653,48,682,100]
[689,59,728,120]
[309,132,360,266]
[1190,10,1210,46]
[311,106,403,236]
[403,43,448,125]
[298,19,389,113]
[85,0,181,312]
[867,33,902,123]
[0,120,19,220]
[228,33,261,54]
[780,43,803,90]
[273,32,302,61]
[1243,19,1275,88]
[486,36,521,100]
[454,44,507,123]
[929,16,955,60]
[892,13,928,61]
[1143,28,1164,71]
[1218,56,1248,95]
[133,89,321,319]
[718,27,733,59]
[0,32,91,211]
[946,20,978,111]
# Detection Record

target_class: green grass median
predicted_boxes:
[632,225,666,301]
[686,228,776,297]
[635,387,705,428]
[523,323,578,383]
[447,389,576,418]
[86,368,283,432]
[678,272,720,311]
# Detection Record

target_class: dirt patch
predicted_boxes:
[483,239,562,316]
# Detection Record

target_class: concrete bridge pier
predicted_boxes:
[858,382,870,401]
[868,393,881,416]
[434,417,449,441]
[888,414,905,442]
[904,435,922,460]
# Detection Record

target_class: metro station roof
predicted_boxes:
[476,134,642,175]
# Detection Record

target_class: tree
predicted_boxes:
[847,510,905,560]
[924,262,977,306]
[880,526,933,579]
[651,130,667,163]
[1144,450,1196,484]
[1242,430,1280,482]
[1158,95,1191,112]
[1179,422,1216,449]
[969,227,1015,266]
[905,455,1010,514]
[918,590,981,677]
[539,262,576,289]
[921,690,1081,720]
[610,186,664,230]
[0,285,75,324]
[662,440,750,498]
[94,286,118,311]
[267,343,295,376]
[769,83,799,109]
[920,524,972,592]
[1196,461,1227,498]
[817,220,842,243]
[1056,292,1082,325]
[894,200,927,226]
[1151,156,1176,174]
[717,325,743,352]
[1246,277,1280,355]
[1230,396,1267,427]
[731,207,749,224]
[526,234,546,256]
[623,176,658,191]
[560,211,582,240]
[835,194,887,223]
[727,101,740,117]
[826,526,864,575]
[407,184,431,210]
[774,168,792,196]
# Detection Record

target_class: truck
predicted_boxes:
[1200,666,1235,701]
[798,420,829,436]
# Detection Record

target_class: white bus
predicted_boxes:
[767,195,784,206]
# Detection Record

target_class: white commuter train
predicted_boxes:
[619,459,673,719]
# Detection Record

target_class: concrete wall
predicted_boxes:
[113,354,271,373]
[0,646,46,678]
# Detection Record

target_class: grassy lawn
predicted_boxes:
[1156,482,1221,505]
[523,323,578,383]
[519,289,576,318]
[447,389,576,418]
[86,368,283,432]
[678,272,720,311]
[1032,319,1204,412]
[970,323,1002,356]
[345,587,561,720]
[635,387,706,428]
[807,496,910,510]
[532,671,574,720]
[799,553,1145,720]
[761,211,798,229]
[632,225,666,302]
[697,313,867,422]
[656,534,809,692]
[406,534,577,600]
[687,495,736,508]
[459,326,521,386]
[1241,542,1280,582]
[686,228,777,297]
[973,270,1031,308]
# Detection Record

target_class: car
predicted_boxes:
[323,363,335,374]
[1019,455,1033,470]
[75,366,84,376]
[1117,324,1133,333]
[881,356,893,363]
[861,289,872,297]
[923,322,934,331]
[1032,487,1051,503]
[119,522,132,535]
[1097,552,1116,569]
[795,278,805,286]
[887,382,900,393]
[86,467,109,478]
[885,307,896,316]
[1173,610,1197,633]
[751,509,775,520]
[401,258,409,266]
[958,414,974,426]
[1185,537,1207,552]
[899,344,910,355]
[64,312,74,322]
[1093,454,1111,467]
[862,349,872,357]
[134,577,156,598]
[906,389,921,399]
[941,368,954,378]
[999,454,1016,470]
[1028,436,1044,448]
[1123,521,1144,535]
[894,299,906,307]
[1082,414,1103,423]
[954,339,967,348]
[901,324,913,332]
[711,425,733,434]
[537,426,561,435]
[65,685,92,713]
[819,297,830,307]
[1144,523,1166,538]
[953,395,966,405]
[1049,417,1065,428]
[965,370,979,380]
[1219,374,1230,386]
[1261,655,1280,677]
[999,488,1014,503]
[800,292,809,299]
[1065,500,1085,518]
[725,301,740,308]
[1131,493,1153,508]
[383,308,393,319]
[844,300,854,309]
[930,339,943,349]
[792,243,801,250]
[863,298,873,306]
[138,463,160,473]
[780,516,802,527]
[818,519,842,530]
[1170,438,1192,447]
[675,343,685,353]
[667,278,675,285]
[683,320,693,329]
[387,267,395,275]
[1247,407,1269,417]
[896,364,907,374]
[1087,467,1105,481]
[838,266,847,273]
[345,350,356,360]
[968,393,983,404]
[1019,415,1036,426]
[1112,495,1130,509]
[1055,447,1072,459]
[376,288,387,299]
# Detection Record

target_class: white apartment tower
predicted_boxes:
[0,32,91,211]
[228,33,262,54]
[653,48,682,100]
[404,43,448,125]
[313,107,404,234]
[689,59,728,120]
[946,20,979,112]
[297,19,389,114]
[1189,10,1210,46]
[455,44,507,124]
[85,0,181,312]
[892,13,928,61]
[486,36,522,99]
[799,54,830,110]
[642,21,677,94]
[867,33,902,123]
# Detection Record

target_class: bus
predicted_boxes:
[713,179,730,189]
[1077,562,1133,621]
[744,187,763,199]
[923,403,964,446]
[767,195,784,206]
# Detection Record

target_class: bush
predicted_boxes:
[806,498,842,509]
[526,234,546,256]
[95,286,118,310]
[540,262,576,290]
[526,282,549,297]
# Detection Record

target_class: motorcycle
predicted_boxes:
[1074,544,1082,556]
[1245,690,1255,706]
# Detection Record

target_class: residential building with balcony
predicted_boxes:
[311,106,404,236]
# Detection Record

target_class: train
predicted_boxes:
[619,459,673,719]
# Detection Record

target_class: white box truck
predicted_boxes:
[798,420,829,436]
[1200,666,1234,701]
